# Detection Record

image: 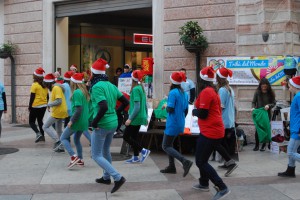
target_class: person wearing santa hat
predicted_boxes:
[192,66,230,200]
[70,64,77,72]
[60,73,90,169]
[62,71,75,127]
[28,67,48,143]
[42,73,68,152]
[0,80,7,138]
[89,58,129,193]
[160,71,193,177]
[122,70,151,164]
[215,67,238,177]
[278,76,300,178]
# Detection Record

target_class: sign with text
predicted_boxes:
[133,33,153,45]
[118,77,149,96]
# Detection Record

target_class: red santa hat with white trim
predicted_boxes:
[43,73,56,83]
[289,76,300,89]
[170,72,186,85]
[33,67,45,77]
[71,73,84,84]
[216,67,233,79]
[131,70,145,84]
[200,66,215,82]
[64,71,74,81]
[91,58,110,74]
[70,64,77,71]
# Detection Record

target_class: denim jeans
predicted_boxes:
[195,134,227,190]
[162,134,187,167]
[61,127,83,159]
[288,138,300,167]
[91,128,122,181]
[43,116,63,142]
[82,130,91,144]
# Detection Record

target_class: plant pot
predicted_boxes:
[184,45,203,53]
[0,51,11,59]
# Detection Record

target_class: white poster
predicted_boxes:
[184,105,200,135]
[118,77,149,96]
[139,108,153,132]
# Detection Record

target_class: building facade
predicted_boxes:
[0,0,299,123]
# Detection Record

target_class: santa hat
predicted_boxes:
[200,66,215,82]
[91,58,110,74]
[33,67,45,77]
[64,71,74,80]
[216,67,233,79]
[131,70,145,84]
[289,76,300,89]
[71,73,84,84]
[55,77,64,84]
[70,64,77,71]
[170,72,186,85]
[44,73,56,83]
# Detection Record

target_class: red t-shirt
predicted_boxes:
[195,87,224,139]
[116,92,130,112]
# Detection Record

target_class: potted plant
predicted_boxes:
[0,41,17,59]
[179,21,208,53]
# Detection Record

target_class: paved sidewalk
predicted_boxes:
[0,122,300,200]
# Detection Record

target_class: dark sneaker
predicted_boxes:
[35,133,43,143]
[218,164,228,169]
[40,136,45,142]
[111,176,126,193]
[183,160,193,177]
[54,148,65,153]
[212,188,231,200]
[253,146,259,151]
[53,141,62,151]
[160,166,176,174]
[192,184,209,191]
[95,177,111,185]
[225,163,238,177]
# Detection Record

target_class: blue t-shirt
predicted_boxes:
[0,82,5,110]
[164,88,188,136]
[119,72,132,78]
[290,92,300,140]
[180,78,195,101]
[219,87,235,129]
[62,83,72,116]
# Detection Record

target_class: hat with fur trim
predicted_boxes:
[71,73,84,84]
[216,67,233,79]
[289,76,300,89]
[170,72,186,85]
[44,73,56,83]
[34,67,45,77]
[64,71,74,80]
[91,58,109,74]
[200,66,215,82]
[70,64,77,71]
[131,70,145,84]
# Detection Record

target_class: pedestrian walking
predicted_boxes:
[62,71,74,127]
[0,80,7,137]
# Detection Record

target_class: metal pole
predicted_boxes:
[9,55,16,123]
[195,51,200,95]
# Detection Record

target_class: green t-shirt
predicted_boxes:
[91,81,122,129]
[71,89,89,131]
[129,85,148,125]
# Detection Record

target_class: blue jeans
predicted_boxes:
[91,128,122,181]
[162,134,187,167]
[60,127,83,159]
[195,134,227,190]
[82,130,91,144]
[288,138,300,167]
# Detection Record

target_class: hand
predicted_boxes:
[251,108,255,112]
[91,120,98,129]
[67,121,72,128]
[264,105,269,110]
[125,119,131,126]
[162,104,167,110]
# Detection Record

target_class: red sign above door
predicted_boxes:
[133,34,153,45]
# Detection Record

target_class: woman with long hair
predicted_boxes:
[29,67,48,143]
[122,70,151,164]
[60,73,90,168]
[251,77,276,151]
[192,66,230,200]
[160,71,193,177]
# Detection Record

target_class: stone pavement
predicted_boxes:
[0,122,300,200]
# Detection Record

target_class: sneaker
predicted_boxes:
[225,163,238,177]
[183,160,193,177]
[212,188,231,200]
[68,155,80,169]
[76,159,84,167]
[160,166,176,174]
[192,184,209,191]
[125,156,140,164]
[40,135,45,142]
[111,176,126,193]
[53,141,62,151]
[35,133,43,143]
[253,146,259,151]
[54,148,65,153]
[95,177,111,185]
[140,148,151,163]
[218,164,228,169]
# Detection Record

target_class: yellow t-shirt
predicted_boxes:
[30,82,48,107]
[51,85,68,119]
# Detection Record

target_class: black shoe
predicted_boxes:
[253,146,259,151]
[218,164,229,169]
[111,176,126,193]
[40,136,45,142]
[35,133,43,143]
[95,177,111,185]
[54,148,65,153]
[183,160,193,177]
[160,166,176,174]
[260,144,266,151]
[225,163,238,177]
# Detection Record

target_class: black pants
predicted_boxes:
[0,110,3,137]
[29,107,46,135]
[123,125,142,156]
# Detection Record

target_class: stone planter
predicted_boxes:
[184,45,203,53]
[0,51,11,59]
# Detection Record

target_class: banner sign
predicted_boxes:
[133,33,153,45]
[207,56,300,85]
[118,77,149,96]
